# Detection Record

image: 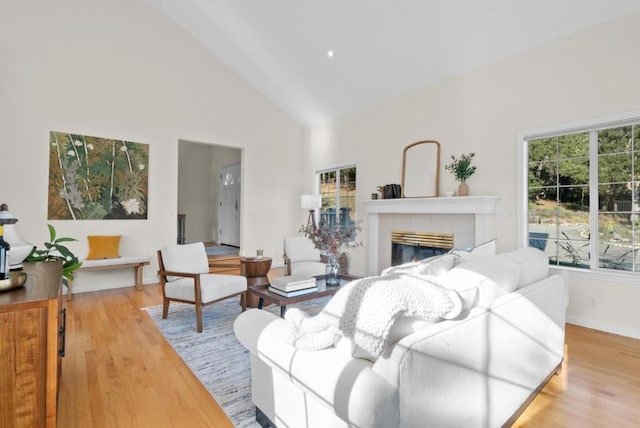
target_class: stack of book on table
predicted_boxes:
[268,275,318,297]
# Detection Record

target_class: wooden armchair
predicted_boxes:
[157,242,247,332]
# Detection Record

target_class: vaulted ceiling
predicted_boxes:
[145,0,640,125]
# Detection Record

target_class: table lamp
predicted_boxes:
[300,194,322,228]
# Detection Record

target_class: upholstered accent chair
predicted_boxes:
[283,236,326,277]
[284,236,349,277]
[157,242,247,332]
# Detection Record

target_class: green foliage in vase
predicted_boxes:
[25,224,82,286]
[445,152,477,183]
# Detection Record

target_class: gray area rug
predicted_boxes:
[144,297,328,427]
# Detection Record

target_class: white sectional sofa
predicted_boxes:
[234,247,569,427]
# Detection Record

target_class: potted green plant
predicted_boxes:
[25,224,82,287]
[445,152,477,196]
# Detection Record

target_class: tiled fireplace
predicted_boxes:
[363,196,500,275]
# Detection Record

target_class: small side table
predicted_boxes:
[241,257,272,308]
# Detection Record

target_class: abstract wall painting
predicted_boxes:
[48,131,149,220]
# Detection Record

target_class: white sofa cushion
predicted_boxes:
[502,247,550,288]
[442,254,520,308]
[364,249,541,360]
[450,239,496,265]
[289,261,326,278]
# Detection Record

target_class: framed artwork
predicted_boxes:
[48,131,149,220]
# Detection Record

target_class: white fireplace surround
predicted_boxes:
[364,196,501,275]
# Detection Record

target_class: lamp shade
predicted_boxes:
[301,194,322,210]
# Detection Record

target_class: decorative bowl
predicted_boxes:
[0,271,27,292]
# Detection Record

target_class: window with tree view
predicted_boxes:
[528,124,640,272]
[319,166,356,230]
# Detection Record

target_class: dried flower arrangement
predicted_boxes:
[299,220,363,256]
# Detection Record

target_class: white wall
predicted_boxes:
[305,11,640,337]
[1,0,304,293]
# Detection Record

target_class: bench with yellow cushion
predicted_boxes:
[66,235,150,300]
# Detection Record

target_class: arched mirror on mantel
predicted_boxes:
[401,140,441,198]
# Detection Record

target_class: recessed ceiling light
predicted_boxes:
[327,50,334,58]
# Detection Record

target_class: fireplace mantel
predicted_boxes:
[364,196,500,215]
[363,196,501,274]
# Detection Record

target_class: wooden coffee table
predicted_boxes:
[249,274,359,318]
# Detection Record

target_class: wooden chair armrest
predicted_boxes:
[157,270,199,279]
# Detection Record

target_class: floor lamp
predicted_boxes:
[301,194,322,228]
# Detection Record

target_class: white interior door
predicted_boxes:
[218,162,241,246]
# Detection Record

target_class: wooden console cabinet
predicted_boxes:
[0,261,65,428]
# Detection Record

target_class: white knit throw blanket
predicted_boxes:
[285,273,462,358]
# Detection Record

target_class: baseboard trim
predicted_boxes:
[71,279,152,295]
[566,316,640,341]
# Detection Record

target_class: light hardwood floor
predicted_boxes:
[57,283,640,427]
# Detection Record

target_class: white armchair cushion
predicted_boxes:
[161,242,209,281]
[284,236,321,262]
[165,274,246,303]
[290,261,326,277]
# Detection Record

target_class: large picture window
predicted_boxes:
[318,165,357,229]
[527,122,640,273]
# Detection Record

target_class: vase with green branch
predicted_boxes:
[25,224,82,288]
[445,152,477,196]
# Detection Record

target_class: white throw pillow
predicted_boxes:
[381,254,455,277]
[380,260,421,276]
[450,239,497,265]
[442,254,520,307]
[438,276,479,311]
[502,247,550,288]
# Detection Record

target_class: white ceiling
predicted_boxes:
[145,0,640,125]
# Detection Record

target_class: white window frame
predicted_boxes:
[315,161,358,224]
[517,109,640,282]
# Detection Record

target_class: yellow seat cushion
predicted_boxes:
[86,235,121,260]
